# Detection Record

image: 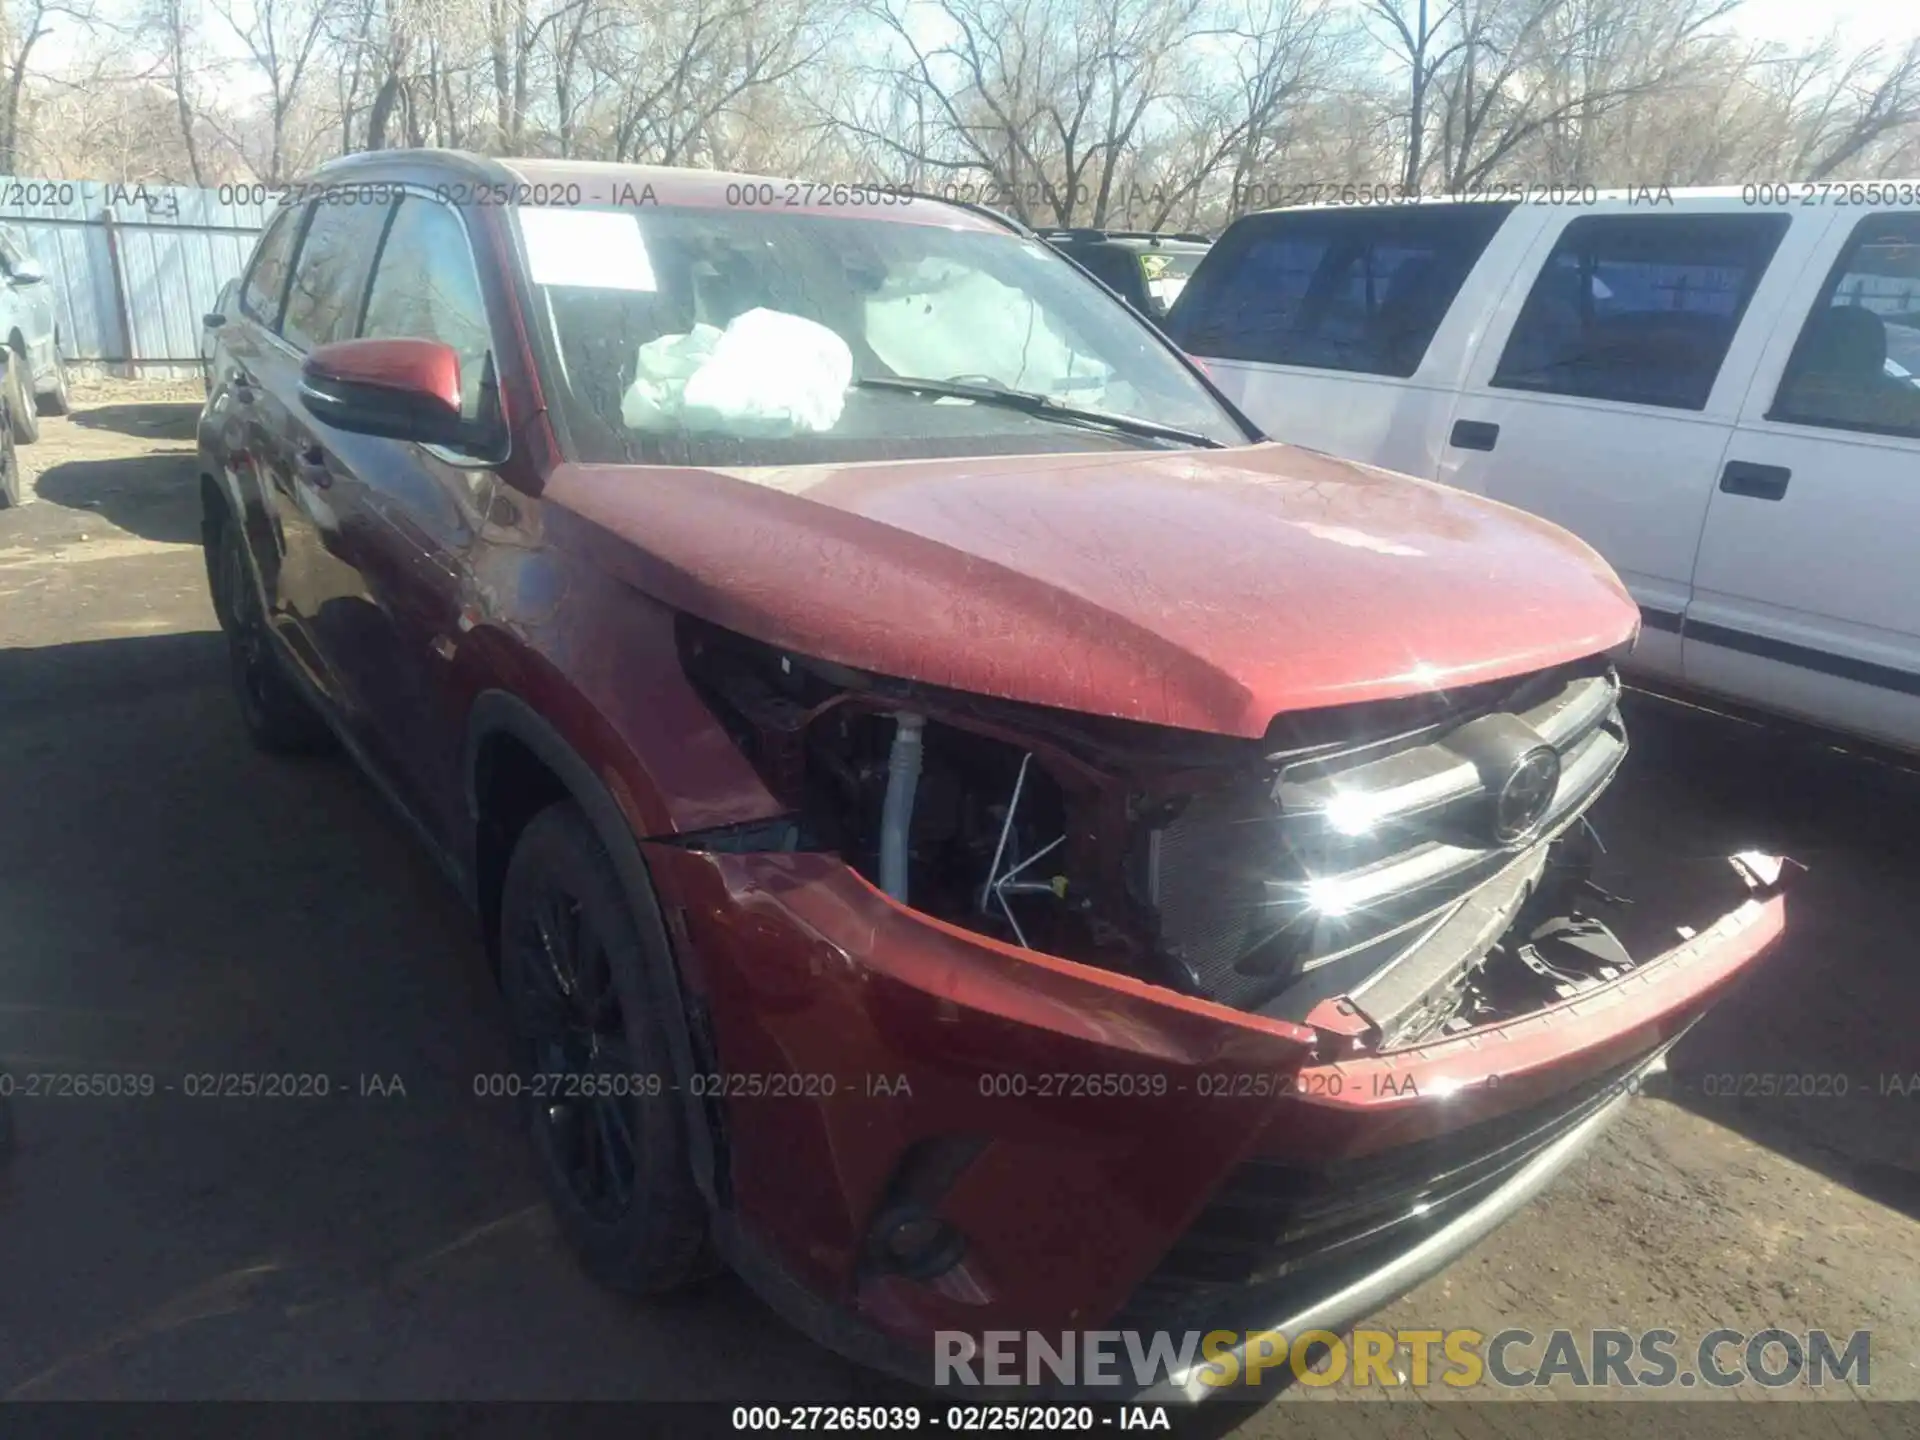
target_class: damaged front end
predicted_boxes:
[647,616,1796,1389]
[672,616,1687,1052]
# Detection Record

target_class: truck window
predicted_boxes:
[1492,213,1788,411]
[1074,246,1146,305]
[1166,203,1512,377]
[1771,213,1920,440]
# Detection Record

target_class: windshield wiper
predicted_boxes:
[852,375,1225,449]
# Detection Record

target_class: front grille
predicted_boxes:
[1140,659,1624,1015]
[1118,1053,1649,1328]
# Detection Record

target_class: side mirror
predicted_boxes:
[9,258,44,286]
[300,338,480,450]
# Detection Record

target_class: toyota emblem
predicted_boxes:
[1493,746,1561,844]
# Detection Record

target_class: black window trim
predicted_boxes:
[275,198,401,357]
[1764,210,1920,443]
[1488,210,1792,414]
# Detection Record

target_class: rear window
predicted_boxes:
[1492,213,1789,410]
[1062,243,1208,319]
[1141,248,1204,316]
[1166,203,1513,376]
[1072,245,1149,304]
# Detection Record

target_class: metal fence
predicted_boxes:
[0,177,268,382]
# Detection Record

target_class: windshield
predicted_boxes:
[512,205,1249,466]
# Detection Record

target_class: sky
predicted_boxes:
[1734,0,1911,49]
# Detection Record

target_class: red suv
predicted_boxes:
[198,151,1792,1399]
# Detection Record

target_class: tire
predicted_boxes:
[35,341,71,416]
[5,355,38,444]
[498,801,710,1295]
[215,517,334,754]
[0,413,18,508]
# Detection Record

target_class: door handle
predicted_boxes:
[228,366,256,403]
[1720,460,1790,501]
[296,443,332,489]
[1449,419,1500,451]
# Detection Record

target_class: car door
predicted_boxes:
[1165,202,1528,477]
[300,190,505,842]
[1438,204,1821,680]
[265,196,404,741]
[0,225,57,381]
[1686,209,1920,750]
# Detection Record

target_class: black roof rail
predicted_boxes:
[289,146,518,197]
[1034,227,1212,245]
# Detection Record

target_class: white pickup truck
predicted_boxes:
[1168,187,1920,754]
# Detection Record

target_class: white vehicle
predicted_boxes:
[1168,187,1920,754]
[0,220,70,442]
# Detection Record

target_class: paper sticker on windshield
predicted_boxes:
[519,209,656,291]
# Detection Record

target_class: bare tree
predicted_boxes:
[209,0,328,180]
[850,0,1228,227]
[1203,0,1354,222]
[5,0,1917,200]
[1,0,99,170]
[138,0,209,182]
[1791,35,1920,179]
[581,0,827,167]
[1360,0,1469,188]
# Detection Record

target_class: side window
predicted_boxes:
[1165,203,1513,376]
[1492,213,1789,410]
[1771,213,1920,440]
[239,205,307,328]
[361,196,495,423]
[279,201,393,353]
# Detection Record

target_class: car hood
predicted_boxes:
[542,442,1638,738]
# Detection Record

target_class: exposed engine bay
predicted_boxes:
[673,616,1656,1051]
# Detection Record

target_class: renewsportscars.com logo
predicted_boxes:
[934,1327,1872,1396]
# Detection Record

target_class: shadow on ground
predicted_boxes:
[0,628,913,1404]
[1596,692,1920,1223]
[1,627,1912,1404]
[68,402,202,442]
[0,629,223,720]
[29,454,202,545]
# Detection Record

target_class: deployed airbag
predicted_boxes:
[620,308,853,435]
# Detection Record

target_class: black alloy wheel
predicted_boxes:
[498,802,710,1292]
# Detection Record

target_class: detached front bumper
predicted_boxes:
[642,842,1794,1398]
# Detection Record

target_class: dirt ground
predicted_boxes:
[0,386,1915,1424]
